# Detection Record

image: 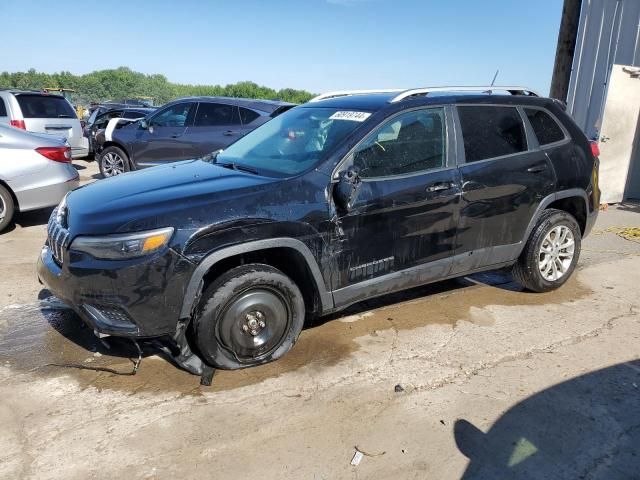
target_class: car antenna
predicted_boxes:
[491,69,500,86]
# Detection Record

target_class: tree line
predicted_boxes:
[0,67,315,106]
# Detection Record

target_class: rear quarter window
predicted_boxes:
[239,107,260,125]
[0,98,7,117]
[458,106,527,162]
[16,94,76,119]
[524,108,566,146]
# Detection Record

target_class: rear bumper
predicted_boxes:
[584,207,598,238]
[36,244,196,338]
[71,146,89,159]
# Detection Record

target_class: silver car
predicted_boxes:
[0,89,89,159]
[0,124,79,232]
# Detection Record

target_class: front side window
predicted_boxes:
[122,110,147,119]
[94,110,122,129]
[352,108,446,178]
[525,108,565,146]
[150,103,193,127]
[194,103,239,127]
[458,106,527,162]
[216,107,366,177]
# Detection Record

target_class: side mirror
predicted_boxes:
[140,119,149,130]
[334,165,361,212]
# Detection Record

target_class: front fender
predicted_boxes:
[178,237,333,319]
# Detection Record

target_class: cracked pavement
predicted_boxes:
[0,162,639,479]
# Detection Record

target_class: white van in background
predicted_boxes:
[0,89,88,158]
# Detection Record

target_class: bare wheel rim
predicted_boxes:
[102,152,125,177]
[0,194,5,221]
[217,287,291,360]
[538,225,575,281]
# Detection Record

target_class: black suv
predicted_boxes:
[98,96,295,177]
[37,86,600,376]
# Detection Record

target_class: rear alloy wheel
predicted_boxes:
[99,146,130,178]
[0,185,15,233]
[194,264,305,369]
[512,208,582,292]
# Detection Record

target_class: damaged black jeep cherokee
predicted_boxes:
[37,86,600,376]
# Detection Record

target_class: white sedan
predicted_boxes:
[0,124,79,232]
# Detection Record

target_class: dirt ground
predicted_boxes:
[0,160,639,479]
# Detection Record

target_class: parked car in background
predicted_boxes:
[37,86,599,377]
[0,89,89,158]
[97,96,295,177]
[0,124,79,232]
[85,107,155,156]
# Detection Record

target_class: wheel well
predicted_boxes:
[547,196,587,233]
[200,247,323,318]
[0,179,19,212]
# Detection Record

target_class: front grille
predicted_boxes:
[47,209,70,264]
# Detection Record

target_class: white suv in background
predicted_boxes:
[0,89,88,158]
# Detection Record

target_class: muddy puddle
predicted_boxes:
[0,271,590,394]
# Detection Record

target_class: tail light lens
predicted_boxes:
[10,120,26,130]
[590,140,600,158]
[36,146,72,163]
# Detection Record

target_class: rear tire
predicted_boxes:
[512,209,581,292]
[0,185,15,233]
[194,264,305,369]
[99,146,130,178]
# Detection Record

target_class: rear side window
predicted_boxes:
[525,108,565,146]
[194,103,240,126]
[239,107,260,125]
[15,94,76,119]
[0,98,7,117]
[353,107,446,178]
[458,106,526,162]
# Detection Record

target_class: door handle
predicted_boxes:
[426,181,454,193]
[527,164,548,173]
[223,130,237,136]
[171,134,182,138]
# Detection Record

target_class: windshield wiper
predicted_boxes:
[217,161,259,175]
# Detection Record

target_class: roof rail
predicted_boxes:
[390,86,540,103]
[308,89,404,103]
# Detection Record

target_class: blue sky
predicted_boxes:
[0,0,563,94]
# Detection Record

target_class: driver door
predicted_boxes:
[132,102,196,166]
[330,107,461,305]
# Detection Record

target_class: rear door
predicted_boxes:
[331,106,461,299]
[182,102,242,157]
[132,102,196,166]
[13,94,83,150]
[452,104,555,274]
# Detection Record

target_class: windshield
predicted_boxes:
[216,107,369,177]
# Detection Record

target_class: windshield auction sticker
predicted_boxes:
[329,111,372,122]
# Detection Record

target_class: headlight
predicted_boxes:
[70,227,174,260]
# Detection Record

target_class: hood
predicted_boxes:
[66,159,278,235]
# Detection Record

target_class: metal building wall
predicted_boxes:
[566,0,640,138]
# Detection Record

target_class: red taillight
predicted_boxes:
[590,141,600,158]
[10,120,26,130]
[36,146,72,163]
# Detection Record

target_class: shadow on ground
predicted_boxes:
[455,360,640,479]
